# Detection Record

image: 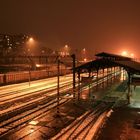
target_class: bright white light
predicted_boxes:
[36,64,41,67]
[29,120,38,125]
[29,37,34,42]
[121,51,128,56]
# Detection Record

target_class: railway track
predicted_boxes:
[0,71,121,138]
[51,101,114,140]
[0,71,120,124]
[0,81,73,120]
[0,95,71,138]
[0,81,72,109]
[0,77,72,100]
[0,75,74,138]
[0,71,119,105]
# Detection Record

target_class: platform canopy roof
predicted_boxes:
[114,60,140,74]
[75,52,140,75]
[75,58,117,72]
[95,52,132,61]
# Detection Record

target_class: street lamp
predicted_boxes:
[56,56,64,116]
[64,44,70,56]
[29,37,34,42]
[71,54,76,101]
[83,48,86,53]
[25,37,34,86]
[121,51,128,56]
[82,48,86,61]
[84,58,87,62]
[26,37,34,49]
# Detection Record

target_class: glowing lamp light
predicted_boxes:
[29,37,34,42]
[84,58,87,62]
[121,51,128,56]
[130,53,134,58]
[36,64,41,67]
[64,44,68,48]
[26,37,34,46]
[83,48,86,52]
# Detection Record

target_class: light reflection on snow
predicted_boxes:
[30,127,34,133]
[29,120,38,125]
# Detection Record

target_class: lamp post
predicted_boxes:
[64,44,70,56]
[82,48,86,61]
[25,37,34,86]
[71,54,76,100]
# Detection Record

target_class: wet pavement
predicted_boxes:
[97,106,140,140]
[97,86,140,140]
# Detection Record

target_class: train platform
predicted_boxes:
[97,86,140,140]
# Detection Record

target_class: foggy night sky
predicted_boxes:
[0,0,140,58]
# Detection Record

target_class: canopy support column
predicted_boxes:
[111,67,113,84]
[107,67,109,86]
[96,69,99,91]
[127,72,131,104]
[102,68,105,88]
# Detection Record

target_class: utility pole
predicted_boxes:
[71,54,76,100]
[28,64,31,87]
[57,58,60,116]
[127,72,131,104]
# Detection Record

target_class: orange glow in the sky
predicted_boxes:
[121,51,135,58]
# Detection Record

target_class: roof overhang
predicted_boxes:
[75,58,140,75]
